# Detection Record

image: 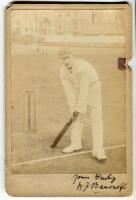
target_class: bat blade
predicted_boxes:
[50,118,73,148]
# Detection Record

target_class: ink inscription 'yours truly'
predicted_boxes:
[95,174,116,183]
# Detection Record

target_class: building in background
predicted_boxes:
[11,9,126,55]
[11,9,125,39]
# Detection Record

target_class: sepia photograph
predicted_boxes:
[5,2,132,196]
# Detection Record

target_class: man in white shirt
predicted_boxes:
[59,49,107,160]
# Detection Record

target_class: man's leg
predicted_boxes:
[91,82,107,160]
[62,115,84,153]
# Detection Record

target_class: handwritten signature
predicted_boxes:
[72,174,127,192]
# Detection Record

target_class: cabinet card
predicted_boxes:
[5,2,132,197]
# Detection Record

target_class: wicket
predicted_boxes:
[24,90,36,133]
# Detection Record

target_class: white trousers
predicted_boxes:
[70,81,104,153]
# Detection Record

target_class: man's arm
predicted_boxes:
[60,67,76,113]
[75,70,90,114]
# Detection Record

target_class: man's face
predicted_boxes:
[60,54,73,67]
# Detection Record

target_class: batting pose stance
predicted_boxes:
[59,50,107,160]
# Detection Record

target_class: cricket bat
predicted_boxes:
[50,118,74,148]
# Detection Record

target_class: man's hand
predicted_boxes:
[72,111,80,121]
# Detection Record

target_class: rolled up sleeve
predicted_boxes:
[60,67,76,113]
[75,70,90,114]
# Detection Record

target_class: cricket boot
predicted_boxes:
[62,144,82,153]
[92,148,107,160]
